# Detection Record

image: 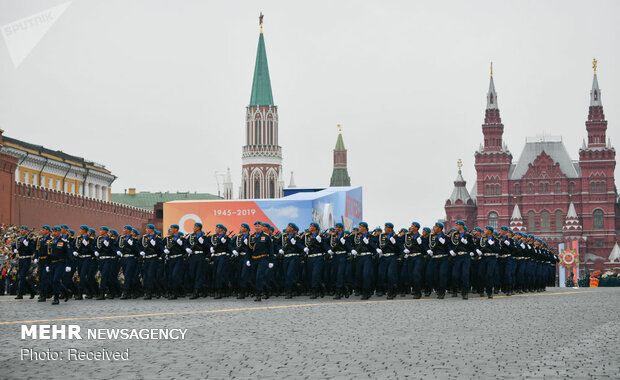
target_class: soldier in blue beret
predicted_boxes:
[302,221,328,299]
[73,224,96,299]
[375,222,403,299]
[12,225,35,299]
[350,221,377,300]
[248,219,274,301]
[118,223,140,299]
[94,225,116,300]
[209,223,232,299]
[497,224,515,296]
[278,222,304,299]
[425,221,451,299]
[162,224,188,299]
[185,222,209,299]
[326,221,352,299]
[402,221,426,299]
[449,219,475,299]
[230,222,252,299]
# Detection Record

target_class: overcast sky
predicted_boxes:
[1,0,618,229]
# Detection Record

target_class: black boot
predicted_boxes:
[254,292,262,302]
[360,291,370,300]
[333,290,342,300]
[38,295,46,302]
[190,290,199,300]
[309,290,318,299]
[15,294,23,300]
[51,295,60,305]
[120,291,129,300]
[462,290,468,300]
[413,290,422,299]
[214,290,222,300]
[451,289,458,298]
[438,290,445,299]
[284,290,293,299]
[30,293,35,299]
[143,291,152,300]
[63,288,72,302]
[96,293,106,300]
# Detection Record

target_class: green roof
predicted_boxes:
[330,168,351,187]
[111,191,221,210]
[249,32,274,106]
[334,133,346,151]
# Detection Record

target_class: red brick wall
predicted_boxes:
[0,151,18,224]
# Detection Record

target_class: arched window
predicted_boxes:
[555,182,561,193]
[541,211,550,232]
[529,183,534,194]
[591,182,596,193]
[269,180,275,198]
[539,183,544,193]
[569,182,575,194]
[485,184,489,196]
[495,184,500,195]
[593,210,604,230]
[555,210,562,231]
[514,184,520,195]
[254,179,260,199]
[528,211,535,232]
[488,212,498,229]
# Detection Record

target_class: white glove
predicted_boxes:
[117,251,122,257]
[243,238,248,245]
[13,249,18,254]
[103,240,109,247]
[268,263,274,269]
[489,240,495,245]
[73,251,78,257]
[363,237,369,244]
[376,248,383,255]
[291,238,296,245]
[33,258,38,264]
[461,237,468,244]
[403,249,410,254]
[140,251,146,257]
[246,260,251,267]
[390,237,396,244]
[128,239,133,246]
[164,248,170,255]
[94,251,99,257]
[185,248,192,254]
[438,237,446,244]
[469,252,474,257]
[316,235,322,243]
[232,250,239,257]
[450,250,456,257]
[340,237,346,245]
[504,240,511,246]
[82,239,88,245]
[303,247,309,253]
[65,266,71,272]
[520,243,525,249]
[278,249,284,255]
[351,250,358,256]
[427,250,433,257]
[198,237,204,244]
[210,247,215,254]
[416,237,422,245]
[220,237,227,243]
[177,238,183,246]
[404,254,409,259]
[45,266,50,273]
[150,239,156,246]
[23,240,29,247]
[328,249,334,255]
[476,249,482,256]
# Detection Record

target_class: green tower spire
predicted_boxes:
[330,125,351,187]
[249,30,274,106]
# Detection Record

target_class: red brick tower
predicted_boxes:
[445,159,477,229]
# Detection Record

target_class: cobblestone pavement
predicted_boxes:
[0,288,618,379]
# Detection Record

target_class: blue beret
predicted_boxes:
[507,229,513,234]
[493,231,500,236]
[287,222,299,231]
[20,225,28,230]
[131,228,139,235]
[170,224,179,229]
[179,232,184,236]
[352,227,359,231]
[455,220,465,226]
[485,225,494,232]
[335,222,344,229]
[411,222,420,228]
[68,229,75,235]
[155,230,161,235]
[359,222,368,228]
[110,229,119,236]
[241,223,250,230]
[385,222,394,229]
[53,226,61,231]
[500,226,509,231]
[80,225,89,231]
[344,230,351,234]
[448,228,456,233]
[310,222,320,229]
[88,228,96,234]
[123,225,132,230]
[528,234,535,238]
[435,222,444,229]
[216,224,227,231]
[373,227,382,232]
[100,226,109,231]
[146,224,155,230]
[474,227,483,232]
[329,227,335,231]
[254,220,263,225]
[399,228,408,233]
[194,222,203,228]
[269,225,275,231]
[61,224,69,229]
[423,227,431,233]
[42,225,51,231]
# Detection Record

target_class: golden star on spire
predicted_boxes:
[457,158,463,171]
[490,62,493,78]
[593,58,597,75]
[259,12,264,33]
[337,124,342,134]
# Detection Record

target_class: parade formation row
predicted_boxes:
[10,220,559,304]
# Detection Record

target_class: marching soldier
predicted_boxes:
[11,225,35,299]
[351,222,377,300]
[403,222,426,299]
[303,222,328,299]
[249,221,274,302]
[118,225,139,299]
[186,222,209,299]
[376,222,403,299]
[449,220,474,299]
[48,226,72,305]
[497,226,515,296]
[94,226,116,300]
[210,224,232,299]
[425,222,450,299]
[72,225,94,300]
[140,224,162,300]
[232,223,252,299]
[279,222,304,299]
[163,224,188,300]
[327,222,351,300]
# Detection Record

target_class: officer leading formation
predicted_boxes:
[9,219,559,304]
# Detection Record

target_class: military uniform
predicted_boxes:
[449,221,474,299]
[73,226,95,299]
[425,223,450,299]
[376,223,403,299]
[351,223,377,300]
[326,225,351,299]
[187,223,210,299]
[11,227,35,299]
[249,223,274,301]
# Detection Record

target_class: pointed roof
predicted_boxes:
[567,202,578,219]
[609,243,620,262]
[510,136,579,179]
[249,32,274,106]
[448,168,473,205]
[511,204,522,220]
[486,65,498,110]
[225,167,232,183]
[590,73,602,107]
[335,133,346,151]
[288,171,296,188]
